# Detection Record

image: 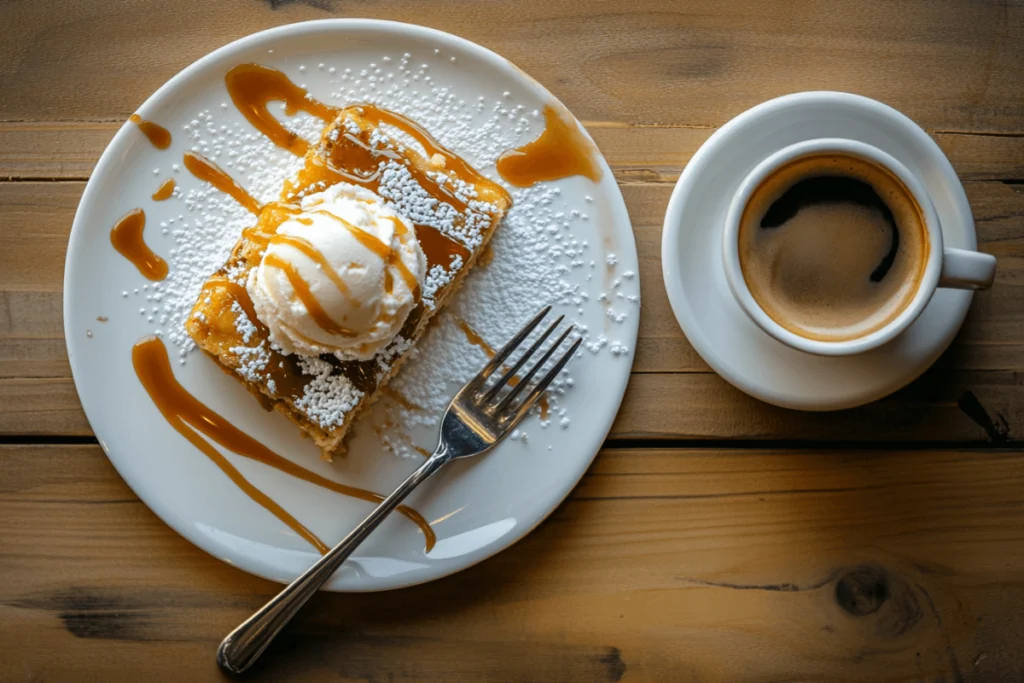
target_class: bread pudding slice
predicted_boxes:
[185,105,511,456]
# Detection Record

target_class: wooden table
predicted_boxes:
[2,1,1022,680]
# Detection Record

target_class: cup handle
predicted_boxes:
[939,247,996,290]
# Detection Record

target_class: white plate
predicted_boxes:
[661,92,974,410]
[64,20,639,591]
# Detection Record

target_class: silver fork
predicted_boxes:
[217,306,581,674]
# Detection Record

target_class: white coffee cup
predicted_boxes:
[722,138,996,356]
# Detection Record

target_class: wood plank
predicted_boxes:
[0,0,1022,133]
[2,367,1021,442]
[2,180,1022,440]
[3,122,1022,182]
[2,444,1023,681]
[2,181,1022,376]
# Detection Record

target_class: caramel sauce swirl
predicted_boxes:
[497,105,602,187]
[110,209,168,281]
[129,114,172,150]
[132,336,436,552]
[225,63,337,156]
[184,151,263,215]
[151,178,176,201]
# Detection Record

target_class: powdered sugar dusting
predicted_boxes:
[294,356,363,429]
[128,107,322,361]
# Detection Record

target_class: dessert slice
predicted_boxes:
[186,105,511,456]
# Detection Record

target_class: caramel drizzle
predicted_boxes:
[129,114,172,150]
[271,234,354,301]
[416,223,471,271]
[183,151,263,215]
[209,277,267,334]
[496,105,602,187]
[224,63,492,216]
[152,178,176,201]
[225,63,337,156]
[200,278,308,399]
[110,209,168,281]
[313,211,419,294]
[319,152,471,215]
[353,104,512,206]
[132,336,436,552]
[326,212,391,258]
[390,254,418,293]
[385,217,420,292]
[263,254,358,337]
[455,317,496,356]
[133,336,325,552]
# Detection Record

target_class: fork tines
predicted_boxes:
[474,306,582,424]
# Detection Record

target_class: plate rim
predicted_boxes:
[63,18,639,591]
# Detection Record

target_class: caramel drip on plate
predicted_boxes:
[455,317,496,357]
[271,234,354,301]
[353,104,512,206]
[132,336,436,552]
[381,386,422,411]
[110,209,168,281]
[225,63,337,156]
[129,114,172,150]
[496,105,602,187]
[151,178,176,201]
[263,253,358,337]
[133,336,326,553]
[184,151,263,215]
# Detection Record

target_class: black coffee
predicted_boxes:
[738,154,927,342]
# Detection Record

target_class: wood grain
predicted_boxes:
[2,180,1021,441]
[2,444,1023,682]
[3,123,1023,182]
[1,0,1022,132]
[2,0,1023,680]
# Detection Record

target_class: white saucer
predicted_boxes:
[661,92,976,410]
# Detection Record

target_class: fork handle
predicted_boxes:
[216,447,449,674]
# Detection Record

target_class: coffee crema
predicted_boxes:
[738,154,928,342]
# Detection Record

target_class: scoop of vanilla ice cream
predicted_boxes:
[247,183,426,361]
